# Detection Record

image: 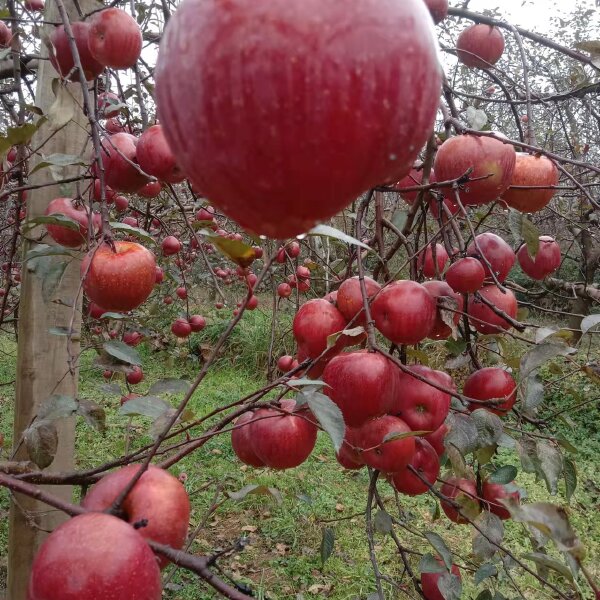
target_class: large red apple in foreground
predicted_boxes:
[456,24,505,69]
[393,365,453,432]
[49,22,104,81]
[371,280,437,345]
[421,559,461,600]
[28,513,162,600]
[293,299,347,359]
[355,415,415,473]
[155,0,442,238]
[82,465,190,569]
[45,197,98,248]
[88,8,142,69]
[82,241,156,311]
[501,153,559,213]
[249,400,317,469]
[232,411,265,467]
[463,367,517,415]
[468,285,518,335]
[136,124,185,183]
[517,236,561,280]
[322,351,399,427]
[391,438,440,496]
[466,232,515,283]
[97,133,149,192]
[434,134,516,205]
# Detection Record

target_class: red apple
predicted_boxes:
[49,22,104,81]
[468,285,517,335]
[286,241,301,258]
[105,117,127,134]
[82,465,190,568]
[393,365,453,432]
[277,282,292,298]
[296,265,310,280]
[82,241,156,311]
[440,477,481,524]
[423,0,448,24]
[482,482,520,520]
[463,367,517,415]
[277,355,294,372]
[88,8,142,69]
[336,426,364,470]
[422,280,463,340]
[391,438,440,496]
[394,167,435,204]
[246,295,259,310]
[466,232,515,283]
[162,235,182,256]
[421,559,461,600]
[196,205,215,222]
[457,24,505,69]
[231,411,265,467]
[322,351,399,427]
[249,400,317,469]
[25,0,44,11]
[171,318,192,338]
[123,331,143,346]
[155,0,442,238]
[136,124,185,184]
[336,275,381,326]
[45,197,94,248]
[434,134,516,205]
[138,181,162,198]
[189,314,206,332]
[126,366,143,384]
[88,302,109,319]
[114,194,129,211]
[0,22,10,48]
[517,236,561,280]
[154,266,164,283]
[445,257,486,294]
[98,91,121,118]
[98,133,149,193]
[371,280,437,345]
[424,423,448,456]
[355,415,416,473]
[293,299,347,359]
[501,153,559,212]
[418,243,449,278]
[27,513,162,600]
[176,286,187,299]
[93,179,116,203]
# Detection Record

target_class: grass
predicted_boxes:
[0,307,599,599]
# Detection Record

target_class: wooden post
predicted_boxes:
[7,1,93,597]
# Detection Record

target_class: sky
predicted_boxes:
[463,0,600,33]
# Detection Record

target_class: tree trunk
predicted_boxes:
[6,1,92,597]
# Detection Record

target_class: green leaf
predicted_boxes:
[474,563,498,585]
[419,553,446,574]
[201,231,257,267]
[48,326,78,337]
[445,413,479,455]
[424,532,453,571]
[297,389,344,452]
[110,221,156,245]
[119,395,171,419]
[476,591,494,600]
[508,210,540,258]
[320,527,335,568]
[30,153,87,175]
[228,484,283,505]
[470,409,504,448]
[382,429,430,443]
[148,379,191,396]
[25,244,77,262]
[520,340,576,379]
[48,83,75,130]
[580,314,600,336]
[373,510,393,535]
[103,340,142,365]
[563,458,577,502]
[24,420,58,469]
[307,224,372,252]
[445,337,467,357]
[25,213,81,231]
[472,512,504,561]
[37,395,78,420]
[507,502,584,559]
[41,260,69,303]
[523,553,574,581]
[522,374,545,416]
[488,465,517,485]
[537,441,563,495]
[437,572,462,600]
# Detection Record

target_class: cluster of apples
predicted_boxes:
[28,465,189,599]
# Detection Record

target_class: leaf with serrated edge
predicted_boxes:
[299,390,344,452]
[520,341,576,379]
[103,340,142,365]
[474,563,497,586]
[424,532,453,571]
[419,553,446,574]
[437,572,462,600]
[488,465,517,485]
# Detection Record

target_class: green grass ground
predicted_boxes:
[0,310,598,599]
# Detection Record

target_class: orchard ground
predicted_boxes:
[0,307,598,599]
